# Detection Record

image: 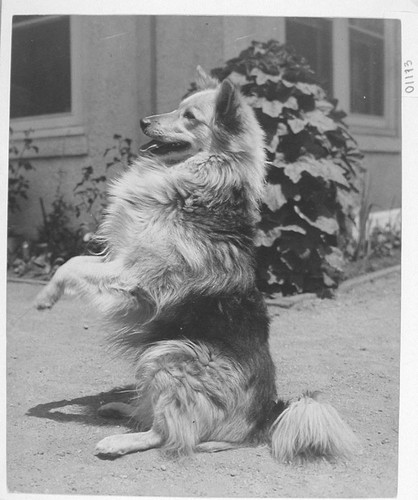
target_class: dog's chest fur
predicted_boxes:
[102,154,257,256]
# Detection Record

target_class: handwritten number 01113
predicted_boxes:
[404,60,415,94]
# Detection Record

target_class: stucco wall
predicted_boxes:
[363,152,402,211]
[152,15,286,111]
[153,16,225,111]
[9,16,154,238]
[8,15,401,242]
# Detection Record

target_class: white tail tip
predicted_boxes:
[271,393,361,463]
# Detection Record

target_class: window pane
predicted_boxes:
[349,18,384,35]
[349,20,384,116]
[285,17,333,95]
[10,16,71,118]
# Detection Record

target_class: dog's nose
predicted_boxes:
[140,118,151,131]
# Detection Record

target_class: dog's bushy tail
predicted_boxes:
[270,392,360,463]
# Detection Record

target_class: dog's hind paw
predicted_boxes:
[95,435,130,456]
[95,430,163,457]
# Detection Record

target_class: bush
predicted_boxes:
[8,128,37,215]
[34,135,135,267]
[73,134,135,228]
[209,40,365,295]
[38,193,85,263]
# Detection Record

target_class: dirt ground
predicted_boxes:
[6,271,400,497]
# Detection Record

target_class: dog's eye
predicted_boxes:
[183,111,196,120]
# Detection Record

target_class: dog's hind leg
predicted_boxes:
[195,441,240,453]
[95,429,162,457]
[98,392,154,431]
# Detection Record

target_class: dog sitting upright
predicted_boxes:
[35,67,359,461]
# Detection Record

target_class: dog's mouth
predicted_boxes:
[139,139,190,156]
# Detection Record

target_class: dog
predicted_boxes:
[35,67,359,462]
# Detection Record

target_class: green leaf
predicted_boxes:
[282,155,350,187]
[283,96,299,111]
[228,71,249,85]
[261,98,284,117]
[266,133,280,153]
[279,225,307,234]
[316,100,334,114]
[295,82,326,99]
[303,109,337,133]
[255,226,282,247]
[336,187,357,213]
[287,117,307,134]
[263,183,287,211]
[255,225,306,247]
[250,67,281,85]
[281,79,295,89]
[294,205,339,234]
[322,272,336,287]
[324,246,345,271]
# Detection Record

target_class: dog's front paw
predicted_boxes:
[34,284,62,310]
[35,296,54,310]
[95,434,133,456]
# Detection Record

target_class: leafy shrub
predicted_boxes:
[209,40,365,295]
[73,134,135,227]
[35,134,135,265]
[8,128,37,215]
[368,223,401,258]
[38,192,85,262]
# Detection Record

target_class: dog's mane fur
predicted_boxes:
[95,82,267,346]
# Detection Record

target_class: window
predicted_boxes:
[285,18,333,95]
[10,15,72,119]
[349,19,384,116]
[286,17,385,117]
[283,17,399,137]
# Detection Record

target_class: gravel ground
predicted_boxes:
[6,271,400,497]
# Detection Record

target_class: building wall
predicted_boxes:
[9,15,401,240]
[9,16,153,237]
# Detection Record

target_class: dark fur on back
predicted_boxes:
[117,288,279,441]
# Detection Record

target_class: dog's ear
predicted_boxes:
[195,65,218,90]
[215,79,241,131]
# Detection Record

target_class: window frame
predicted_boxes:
[284,18,400,138]
[9,15,84,140]
[285,17,334,96]
[335,18,399,136]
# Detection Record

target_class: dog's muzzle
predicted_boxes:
[140,118,151,132]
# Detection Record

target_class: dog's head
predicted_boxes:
[139,67,263,165]
[139,86,217,164]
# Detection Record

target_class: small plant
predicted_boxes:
[368,222,401,258]
[8,128,37,214]
[73,134,135,228]
[38,187,85,263]
[35,134,136,270]
[208,40,365,295]
[350,172,374,260]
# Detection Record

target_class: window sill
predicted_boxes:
[346,113,400,153]
[355,134,401,154]
[9,124,88,159]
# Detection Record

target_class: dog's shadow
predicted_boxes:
[26,384,137,429]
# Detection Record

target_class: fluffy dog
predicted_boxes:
[35,67,359,461]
